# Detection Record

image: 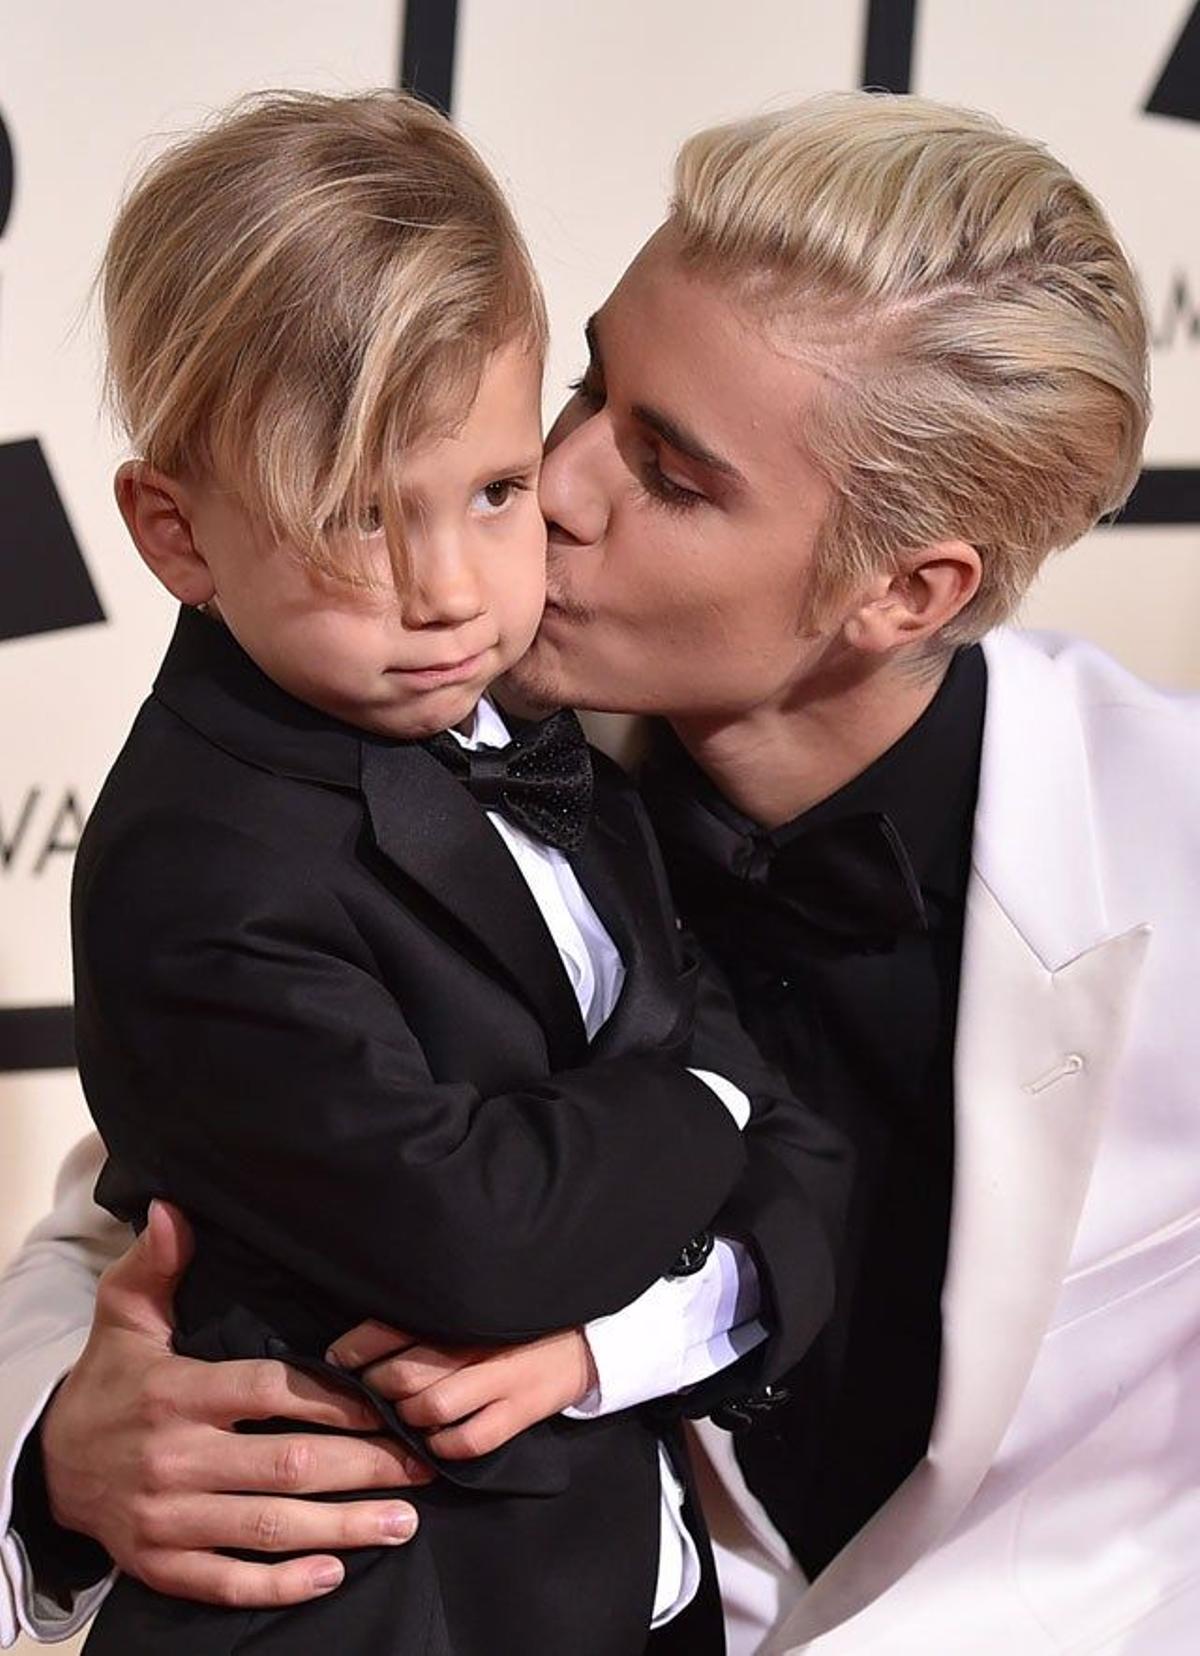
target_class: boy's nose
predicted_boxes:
[400,550,485,629]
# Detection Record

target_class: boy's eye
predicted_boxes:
[475,478,527,513]
[325,502,383,536]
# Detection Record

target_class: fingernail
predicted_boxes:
[381,1508,417,1542]
[312,1562,344,1593]
[324,1347,347,1368]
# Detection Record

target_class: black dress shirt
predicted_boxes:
[641,645,988,1578]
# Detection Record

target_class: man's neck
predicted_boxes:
[671,653,949,829]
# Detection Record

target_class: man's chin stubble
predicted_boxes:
[494,644,570,718]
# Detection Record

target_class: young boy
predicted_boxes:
[72,91,847,1655]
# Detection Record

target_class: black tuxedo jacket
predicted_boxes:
[74,608,848,1656]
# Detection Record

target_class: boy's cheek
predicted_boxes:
[500,564,551,658]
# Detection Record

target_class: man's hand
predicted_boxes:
[327,1321,597,1458]
[40,1202,430,1608]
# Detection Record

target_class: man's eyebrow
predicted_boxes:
[632,404,744,485]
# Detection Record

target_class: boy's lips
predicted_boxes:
[388,648,492,686]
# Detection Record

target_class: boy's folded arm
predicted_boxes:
[543,949,855,1430]
[565,1235,766,1420]
[77,827,747,1345]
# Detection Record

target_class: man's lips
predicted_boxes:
[541,595,589,625]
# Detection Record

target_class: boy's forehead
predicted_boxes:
[391,341,544,479]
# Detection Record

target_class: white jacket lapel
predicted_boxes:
[765,631,1152,1651]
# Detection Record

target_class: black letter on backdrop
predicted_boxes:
[0,107,13,238]
[862,0,918,92]
[1146,2,1200,122]
[0,441,104,644]
[400,0,459,113]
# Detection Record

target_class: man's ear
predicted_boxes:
[842,540,982,655]
[114,462,215,607]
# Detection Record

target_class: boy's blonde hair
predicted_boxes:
[102,89,546,574]
[671,93,1150,642]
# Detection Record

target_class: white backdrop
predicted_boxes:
[2,4,1199,1645]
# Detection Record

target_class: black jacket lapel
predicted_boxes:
[569,779,687,1059]
[153,608,588,1070]
[360,740,588,1070]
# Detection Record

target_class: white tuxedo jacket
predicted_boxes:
[1,629,1197,1651]
[696,627,1200,1655]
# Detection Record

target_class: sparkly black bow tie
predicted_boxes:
[424,708,594,853]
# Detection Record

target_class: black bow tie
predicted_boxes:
[649,781,928,949]
[424,708,594,853]
[737,812,927,941]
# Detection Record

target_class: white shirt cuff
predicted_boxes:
[566,1237,766,1419]
[687,1069,752,1130]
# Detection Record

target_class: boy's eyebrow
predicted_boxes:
[586,313,745,487]
[481,453,542,479]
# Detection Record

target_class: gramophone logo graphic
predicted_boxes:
[1,104,103,1073]
[0,108,106,645]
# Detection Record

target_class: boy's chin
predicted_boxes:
[356,688,485,743]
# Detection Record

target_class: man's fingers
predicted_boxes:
[142,1199,196,1280]
[137,1548,349,1609]
[147,1493,419,1553]
[326,1320,417,1371]
[363,1343,489,1402]
[196,1431,434,1495]
[160,1357,381,1432]
[93,1202,195,1343]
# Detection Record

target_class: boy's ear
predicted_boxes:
[841,540,982,655]
[114,462,216,606]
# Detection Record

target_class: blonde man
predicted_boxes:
[3,93,1198,1655]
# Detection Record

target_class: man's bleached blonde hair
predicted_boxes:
[671,93,1150,642]
[102,89,546,576]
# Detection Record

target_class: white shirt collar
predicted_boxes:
[449,695,512,753]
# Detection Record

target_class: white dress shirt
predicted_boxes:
[454,699,765,1628]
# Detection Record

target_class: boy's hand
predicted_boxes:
[328,1321,598,1459]
[40,1202,428,1609]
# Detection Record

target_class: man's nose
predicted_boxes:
[538,415,611,549]
[399,542,485,629]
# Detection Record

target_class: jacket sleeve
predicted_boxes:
[75,819,747,1344]
[0,1135,119,1647]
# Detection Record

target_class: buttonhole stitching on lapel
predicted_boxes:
[1024,1053,1086,1095]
